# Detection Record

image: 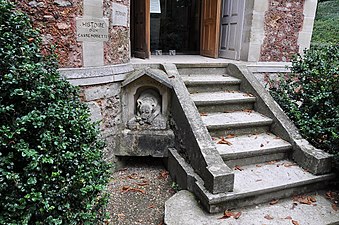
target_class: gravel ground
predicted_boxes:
[105,158,176,225]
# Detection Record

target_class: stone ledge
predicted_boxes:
[114,129,175,157]
[59,63,134,86]
[247,62,291,73]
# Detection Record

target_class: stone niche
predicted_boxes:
[115,68,175,157]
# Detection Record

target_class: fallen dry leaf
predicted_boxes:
[121,185,131,192]
[292,220,300,225]
[136,180,149,186]
[243,109,253,113]
[226,134,235,139]
[117,213,125,220]
[293,195,316,205]
[127,173,138,179]
[307,196,317,203]
[332,203,338,211]
[218,211,241,220]
[130,188,146,194]
[158,170,169,179]
[284,162,295,167]
[218,211,234,219]
[260,144,264,147]
[256,179,262,182]
[148,204,155,209]
[121,186,146,194]
[299,198,311,205]
[326,191,334,199]
[285,216,292,220]
[217,137,232,145]
[244,93,254,97]
[200,112,208,116]
[234,212,242,219]
[267,160,277,165]
[234,165,243,171]
[264,214,274,220]
[270,199,279,205]
[256,164,262,167]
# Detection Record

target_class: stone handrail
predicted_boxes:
[162,63,234,194]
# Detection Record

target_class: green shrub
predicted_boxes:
[0,1,110,224]
[312,0,339,45]
[269,45,339,166]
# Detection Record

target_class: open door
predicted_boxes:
[200,0,222,58]
[219,0,245,59]
[131,0,150,59]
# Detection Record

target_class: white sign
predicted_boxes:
[112,3,128,27]
[150,0,161,14]
[76,17,109,42]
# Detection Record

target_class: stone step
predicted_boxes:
[212,133,292,167]
[177,65,228,76]
[182,74,241,92]
[195,159,336,213]
[191,91,256,112]
[201,111,273,136]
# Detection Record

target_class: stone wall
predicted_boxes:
[80,82,123,162]
[15,0,83,68]
[16,0,130,68]
[104,0,130,65]
[259,0,305,62]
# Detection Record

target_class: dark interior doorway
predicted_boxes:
[150,0,201,55]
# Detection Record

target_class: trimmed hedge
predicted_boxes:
[269,45,339,168]
[0,1,110,224]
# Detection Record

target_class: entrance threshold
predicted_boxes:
[131,55,239,65]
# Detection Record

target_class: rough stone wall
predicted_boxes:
[15,0,83,68]
[16,0,131,68]
[260,0,305,62]
[80,82,122,162]
[104,0,130,65]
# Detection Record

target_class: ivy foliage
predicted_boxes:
[0,1,110,224]
[269,45,339,167]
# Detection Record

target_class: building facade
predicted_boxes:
[16,0,319,162]
[17,0,318,68]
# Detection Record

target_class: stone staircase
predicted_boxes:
[176,64,335,213]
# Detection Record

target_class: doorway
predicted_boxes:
[150,0,201,55]
[131,0,222,59]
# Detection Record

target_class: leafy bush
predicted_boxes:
[269,45,339,166]
[0,1,110,224]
